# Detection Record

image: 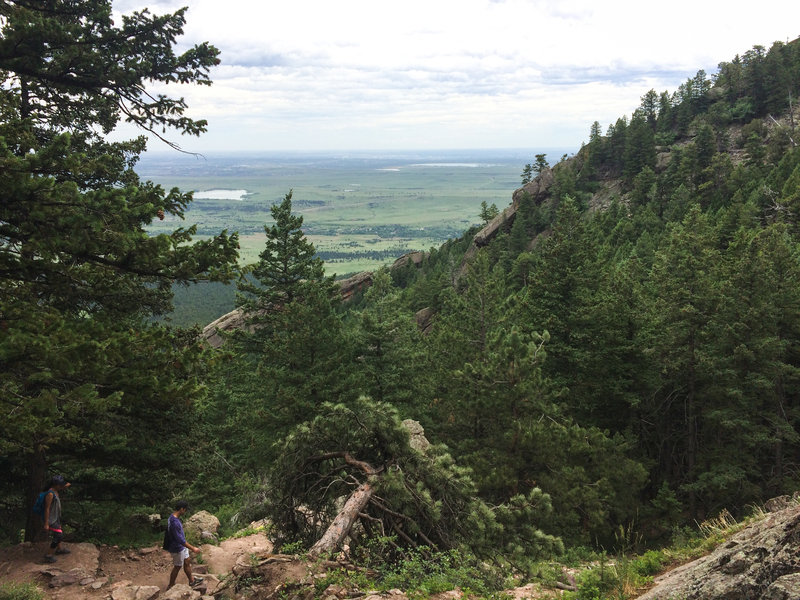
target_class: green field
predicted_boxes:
[140,150,550,277]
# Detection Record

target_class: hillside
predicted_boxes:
[3,4,800,598]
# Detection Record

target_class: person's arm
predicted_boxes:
[42,492,53,530]
[174,519,200,553]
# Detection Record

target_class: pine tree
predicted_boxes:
[261,398,563,566]
[238,190,326,308]
[642,206,723,517]
[0,0,239,539]
[355,270,427,407]
[230,191,349,456]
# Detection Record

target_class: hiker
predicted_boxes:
[164,500,203,589]
[42,475,70,563]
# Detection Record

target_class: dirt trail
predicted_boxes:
[0,533,272,599]
[0,535,569,599]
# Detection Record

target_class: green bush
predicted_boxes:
[564,562,619,600]
[631,550,667,577]
[379,548,494,599]
[0,582,44,600]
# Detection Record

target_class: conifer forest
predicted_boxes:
[2,0,800,589]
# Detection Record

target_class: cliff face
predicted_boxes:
[200,251,427,347]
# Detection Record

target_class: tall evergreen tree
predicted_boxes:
[355,270,426,408]
[0,0,239,539]
[642,206,724,517]
[238,190,325,308]
[230,191,349,459]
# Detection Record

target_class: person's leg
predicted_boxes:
[183,555,194,583]
[44,529,62,562]
[55,532,69,554]
[168,549,186,588]
[168,565,181,588]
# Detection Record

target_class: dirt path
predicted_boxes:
[0,534,272,599]
[1,535,570,600]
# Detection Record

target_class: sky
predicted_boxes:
[112,0,800,153]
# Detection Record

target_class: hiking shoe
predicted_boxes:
[190,577,204,587]
[44,555,57,563]
[55,548,71,555]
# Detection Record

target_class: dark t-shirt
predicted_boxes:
[166,514,187,553]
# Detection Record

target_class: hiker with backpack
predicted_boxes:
[163,500,203,589]
[36,475,70,563]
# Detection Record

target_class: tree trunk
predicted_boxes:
[308,480,375,558]
[24,446,48,542]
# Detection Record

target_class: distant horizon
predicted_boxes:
[137,146,578,163]
[139,146,576,155]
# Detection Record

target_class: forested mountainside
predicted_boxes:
[381,37,800,542]
[206,37,800,554]
[2,0,800,589]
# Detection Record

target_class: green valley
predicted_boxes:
[140,151,550,277]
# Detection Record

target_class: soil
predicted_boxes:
[0,533,273,599]
[0,535,566,599]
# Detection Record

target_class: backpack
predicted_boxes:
[32,490,54,517]
[162,520,172,550]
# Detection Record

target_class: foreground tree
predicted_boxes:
[0,1,239,540]
[258,398,562,571]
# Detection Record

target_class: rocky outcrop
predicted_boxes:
[392,250,426,270]
[201,251,427,348]
[199,308,250,348]
[636,499,800,599]
[457,167,556,278]
[185,510,221,541]
[511,167,555,207]
[338,271,373,303]
[414,307,434,335]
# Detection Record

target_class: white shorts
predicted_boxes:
[171,547,189,566]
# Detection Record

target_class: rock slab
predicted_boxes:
[636,502,800,599]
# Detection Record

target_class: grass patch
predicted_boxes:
[0,582,44,600]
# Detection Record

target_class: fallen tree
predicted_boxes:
[255,398,563,570]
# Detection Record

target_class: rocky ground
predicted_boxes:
[6,498,800,600]
[0,533,565,600]
[0,533,272,600]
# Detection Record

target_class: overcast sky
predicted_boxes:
[113,0,800,154]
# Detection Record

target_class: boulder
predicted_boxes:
[764,495,793,512]
[110,585,161,600]
[763,573,800,600]
[200,308,249,348]
[402,419,431,453]
[49,568,92,588]
[414,307,434,335]
[186,510,220,539]
[162,583,201,600]
[338,271,373,303]
[201,532,273,575]
[391,251,426,270]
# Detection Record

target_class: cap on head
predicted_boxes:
[51,475,67,487]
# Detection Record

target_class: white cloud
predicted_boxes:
[111,0,800,151]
